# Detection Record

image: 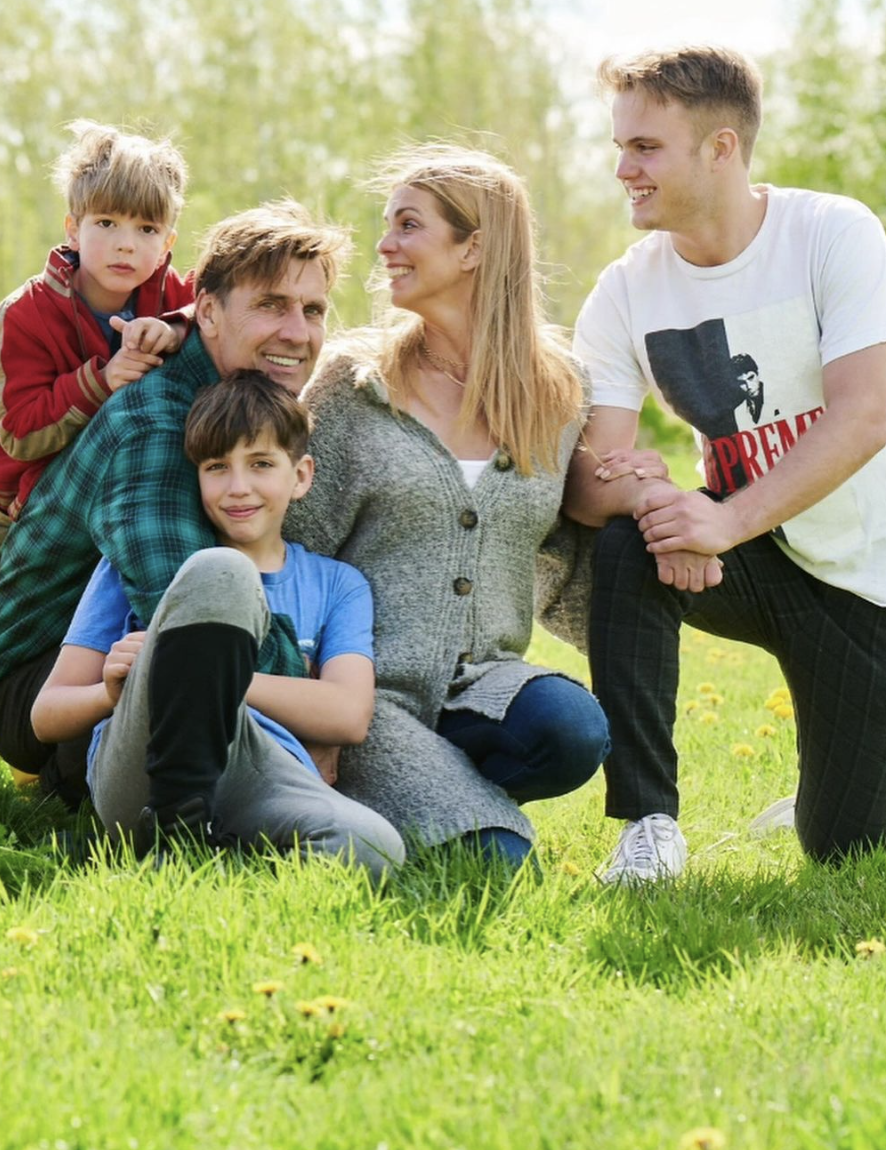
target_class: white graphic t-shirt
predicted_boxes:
[574,185,886,605]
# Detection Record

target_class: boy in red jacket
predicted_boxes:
[0,120,193,546]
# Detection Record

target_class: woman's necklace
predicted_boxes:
[420,341,468,388]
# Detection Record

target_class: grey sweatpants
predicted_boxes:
[91,549,405,878]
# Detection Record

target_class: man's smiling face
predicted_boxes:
[611,89,715,237]
[197,257,329,393]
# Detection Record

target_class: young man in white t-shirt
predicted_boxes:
[566,44,886,881]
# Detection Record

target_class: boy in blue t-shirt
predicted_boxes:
[32,369,404,875]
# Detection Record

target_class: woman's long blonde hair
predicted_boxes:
[367,144,583,475]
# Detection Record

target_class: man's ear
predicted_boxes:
[710,127,741,169]
[64,214,80,250]
[195,290,220,338]
[290,453,315,502]
[461,230,482,271]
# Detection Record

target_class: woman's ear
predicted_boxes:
[461,230,482,271]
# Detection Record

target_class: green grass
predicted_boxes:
[3,563,886,1147]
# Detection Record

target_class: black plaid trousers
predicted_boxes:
[590,515,886,862]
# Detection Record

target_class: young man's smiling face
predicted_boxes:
[611,90,716,238]
[196,258,329,393]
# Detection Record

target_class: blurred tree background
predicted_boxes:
[1,0,881,341]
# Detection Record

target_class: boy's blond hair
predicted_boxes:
[52,119,187,226]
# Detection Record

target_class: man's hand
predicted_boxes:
[305,742,340,786]
[102,630,145,708]
[636,487,743,557]
[595,447,669,483]
[111,315,182,355]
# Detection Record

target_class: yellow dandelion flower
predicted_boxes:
[755,724,777,738]
[5,927,39,947]
[327,1020,346,1039]
[731,743,755,758]
[295,1000,322,1017]
[1,967,19,979]
[698,711,719,725]
[697,682,717,694]
[706,693,725,707]
[313,995,349,1013]
[252,980,284,997]
[856,939,886,958]
[218,1008,247,1023]
[685,699,701,714]
[678,1128,727,1150]
[764,697,780,711]
[772,686,791,699]
[773,704,794,721]
[291,943,323,966]
[560,860,580,876]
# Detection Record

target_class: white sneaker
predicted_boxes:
[598,813,687,884]
[748,794,796,836]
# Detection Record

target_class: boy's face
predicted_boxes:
[197,430,313,563]
[65,211,175,313]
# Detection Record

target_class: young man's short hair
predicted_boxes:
[194,200,352,301]
[597,45,763,165]
[52,119,187,226]
[184,369,313,465]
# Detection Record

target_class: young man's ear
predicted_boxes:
[461,230,482,272]
[64,215,80,251]
[290,454,314,502]
[709,127,741,169]
[160,228,177,260]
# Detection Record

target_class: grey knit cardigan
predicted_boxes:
[283,352,594,846]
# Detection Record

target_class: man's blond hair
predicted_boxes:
[194,200,352,300]
[598,46,763,165]
[52,120,186,225]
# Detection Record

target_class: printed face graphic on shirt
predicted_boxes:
[644,299,824,497]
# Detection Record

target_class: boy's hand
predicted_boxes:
[102,631,146,708]
[595,448,670,482]
[110,315,182,355]
[102,344,164,392]
[305,743,340,786]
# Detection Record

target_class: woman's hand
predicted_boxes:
[595,448,669,483]
[102,630,146,708]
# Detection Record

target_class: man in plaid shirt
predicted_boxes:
[0,199,351,806]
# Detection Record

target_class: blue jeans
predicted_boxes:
[437,674,610,864]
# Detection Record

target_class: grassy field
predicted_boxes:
[2,618,886,1150]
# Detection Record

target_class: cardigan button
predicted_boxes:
[459,509,479,529]
[453,577,473,596]
[493,450,513,471]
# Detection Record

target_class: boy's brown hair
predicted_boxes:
[52,119,187,225]
[194,199,352,300]
[597,45,763,165]
[184,369,313,466]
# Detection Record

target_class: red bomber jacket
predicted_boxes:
[0,246,194,535]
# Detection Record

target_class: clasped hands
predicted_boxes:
[596,450,730,592]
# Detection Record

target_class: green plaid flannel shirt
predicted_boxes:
[0,330,306,681]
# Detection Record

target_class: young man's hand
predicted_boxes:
[102,631,145,707]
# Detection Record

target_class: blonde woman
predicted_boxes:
[286,145,609,863]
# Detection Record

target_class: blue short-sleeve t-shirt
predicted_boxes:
[62,543,374,790]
